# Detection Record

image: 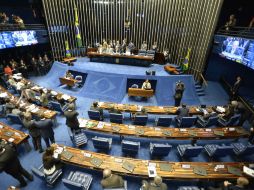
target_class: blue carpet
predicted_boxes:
[1,60,252,190]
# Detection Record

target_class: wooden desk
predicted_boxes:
[87,52,153,67]
[19,78,77,104]
[79,119,249,140]
[62,57,77,63]
[128,88,154,98]
[55,144,253,180]
[0,122,29,146]
[96,102,214,115]
[0,85,57,119]
[59,77,78,87]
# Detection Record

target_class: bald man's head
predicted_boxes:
[103,168,112,178]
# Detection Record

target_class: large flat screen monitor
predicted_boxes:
[214,35,254,70]
[0,30,38,50]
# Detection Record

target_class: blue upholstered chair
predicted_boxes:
[177,186,201,190]
[92,136,112,151]
[232,142,254,156]
[176,117,197,128]
[31,164,62,187]
[73,131,88,147]
[218,114,240,127]
[74,75,83,88]
[155,117,172,127]
[177,144,203,158]
[88,110,103,121]
[104,181,128,190]
[62,171,93,190]
[122,140,140,155]
[6,114,24,127]
[150,143,172,157]
[132,115,148,125]
[109,113,123,124]
[196,115,218,128]
[49,101,69,114]
[204,144,234,157]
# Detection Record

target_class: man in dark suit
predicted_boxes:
[0,139,33,187]
[141,175,168,190]
[34,114,55,148]
[231,76,242,100]
[101,168,124,189]
[231,100,248,125]
[64,103,80,132]
[176,104,189,120]
[23,112,43,152]
[221,103,235,122]
[174,81,185,106]
[90,101,103,118]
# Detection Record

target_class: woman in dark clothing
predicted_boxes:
[42,147,62,176]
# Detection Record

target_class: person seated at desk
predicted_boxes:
[64,103,80,132]
[17,85,36,103]
[231,100,247,125]
[176,104,189,120]
[101,168,124,189]
[208,177,249,190]
[141,41,148,51]
[39,89,49,107]
[42,147,62,176]
[11,105,23,118]
[128,41,135,52]
[132,107,147,120]
[115,40,121,53]
[65,71,73,79]
[142,79,151,90]
[141,175,168,190]
[90,101,103,116]
[151,41,158,52]
[219,103,235,122]
[4,65,13,76]
[4,98,15,114]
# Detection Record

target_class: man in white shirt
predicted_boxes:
[142,79,151,90]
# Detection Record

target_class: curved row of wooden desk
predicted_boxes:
[96,101,215,115]
[0,85,57,119]
[79,119,250,140]
[54,144,253,180]
[0,122,29,146]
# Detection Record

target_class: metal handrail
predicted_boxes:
[217,26,254,39]
[189,67,208,87]
[0,23,46,31]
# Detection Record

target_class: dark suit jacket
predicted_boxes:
[64,110,80,129]
[34,119,54,138]
[223,105,235,121]
[0,143,21,175]
[142,180,168,190]
[101,174,124,188]
[90,106,103,115]
[23,119,40,137]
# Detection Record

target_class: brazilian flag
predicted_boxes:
[182,48,191,72]
[65,41,71,58]
[75,7,82,48]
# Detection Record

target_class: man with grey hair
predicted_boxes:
[141,175,168,190]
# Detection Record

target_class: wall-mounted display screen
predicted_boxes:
[0,30,38,49]
[214,35,254,70]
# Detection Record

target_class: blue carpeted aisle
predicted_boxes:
[1,60,251,190]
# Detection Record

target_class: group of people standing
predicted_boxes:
[97,39,158,54]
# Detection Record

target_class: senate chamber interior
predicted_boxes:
[0,0,254,189]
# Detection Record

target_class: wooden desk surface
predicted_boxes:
[79,119,249,140]
[62,57,77,63]
[0,85,57,119]
[59,77,78,87]
[0,122,29,145]
[19,78,77,104]
[128,88,154,98]
[97,102,214,115]
[87,52,154,61]
[55,144,253,179]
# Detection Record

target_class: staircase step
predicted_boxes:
[197,92,205,96]
[196,89,204,93]
[195,85,202,89]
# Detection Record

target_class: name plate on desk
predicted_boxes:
[112,126,120,132]
[188,131,197,137]
[122,161,135,173]
[61,151,73,160]
[90,157,103,167]
[162,130,172,136]
[135,128,145,135]
[213,130,224,136]
[227,166,242,176]
[193,166,207,176]
[159,163,173,172]
[4,131,14,137]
